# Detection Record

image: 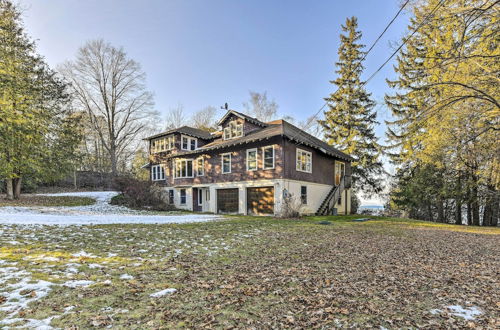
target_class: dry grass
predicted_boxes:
[0,195,95,207]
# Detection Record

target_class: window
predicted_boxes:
[296,148,312,173]
[151,135,175,153]
[338,194,342,205]
[168,190,174,204]
[181,135,197,150]
[196,157,204,176]
[151,165,165,181]
[174,159,194,178]
[221,153,231,173]
[198,189,203,205]
[301,186,307,204]
[263,146,275,169]
[223,121,243,140]
[246,148,257,171]
[180,189,186,205]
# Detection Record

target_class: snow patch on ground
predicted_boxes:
[150,288,177,297]
[0,191,222,225]
[120,274,134,280]
[63,280,95,288]
[430,305,482,320]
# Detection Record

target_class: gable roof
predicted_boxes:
[144,126,214,141]
[169,120,353,161]
[217,110,268,127]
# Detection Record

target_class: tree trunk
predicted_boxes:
[73,170,78,190]
[455,198,462,225]
[471,186,480,226]
[13,177,22,199]
[437,199,444,223]
[110,144,118,177]
[5,178,14,200]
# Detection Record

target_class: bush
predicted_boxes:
[276,193,304,218]
[112,176,175,211]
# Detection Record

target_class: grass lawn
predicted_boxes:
[0,215,498,328]
[0,195,96,207]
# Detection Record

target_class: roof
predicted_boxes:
[217,110,268,127]
[144,126,214,140]
[168,120,353,161]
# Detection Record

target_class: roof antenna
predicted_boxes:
[221,103,229,110]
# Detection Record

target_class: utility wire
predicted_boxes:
[297,0,444,136]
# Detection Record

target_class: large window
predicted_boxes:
[151,165,165,181]
[223,121,243,140]
[181,135,197,151]
[246,148,257,171]
[301,186,307,205]
[174,159,194,178]
[221,153,231,174]
[151,135,175,153]
[180,189,186,205]
[262,146,275,169]
[296,148,312,173]
[196,157,204,176]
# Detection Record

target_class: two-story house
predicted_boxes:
[144,110,353,216]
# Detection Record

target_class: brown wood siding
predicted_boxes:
[168,136,284,186]
[282,139,335,186]
[247,187,274,215]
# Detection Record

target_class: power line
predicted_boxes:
[298,0,445,135]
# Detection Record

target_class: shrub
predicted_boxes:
[112,176,175,211]
[276,193,304,218]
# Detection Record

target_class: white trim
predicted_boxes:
[181,135,197,151]
[262,145,275,170]
[196,157,204,176]
[151,164,165,181]
[296,148,312,173]
[246,148,258,171]
[174,158,194,179]
[221,153,232,174]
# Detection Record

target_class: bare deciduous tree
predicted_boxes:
[165,104,189,130]
[243,91,278,122]
[60,39,156,176]
[191,106,219,131]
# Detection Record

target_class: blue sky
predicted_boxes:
[19,0,410,204]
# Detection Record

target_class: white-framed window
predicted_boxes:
[196,157,204,176]
[151,164,165,181]
[296,148,312,173]
[246,148,257,171]
[221,153,231,174]
[174,159,194,178]
[198,189,203,205]
[301,186,307,205]
[180,189,186,205]
[151,135,175,153]
[262,146,275,169]
[223,121,243,140]
[181,135,197,151]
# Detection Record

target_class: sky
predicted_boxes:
[18,0,411,205]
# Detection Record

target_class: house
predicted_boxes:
[144,110,353,216]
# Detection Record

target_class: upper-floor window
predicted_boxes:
[181,135,197,151]
[296,148,312,173]
[151,164,165,181]
[262,146,275,169]
[174,159,193,178]
[151,135,175,153]
[246,148,257,171]
[196,157,204,176]
[223,121,243,140]
[221,153,231,173]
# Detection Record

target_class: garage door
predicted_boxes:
[247,187,274,215]
[217,188,239,213]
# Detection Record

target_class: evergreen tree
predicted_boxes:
[320,17,383,194]
[0,0,81,198]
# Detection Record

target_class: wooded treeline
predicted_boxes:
[385,0,499,226]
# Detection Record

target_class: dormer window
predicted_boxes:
[181,135,197,151]
[151,135,175,153]
[223,121,243,140]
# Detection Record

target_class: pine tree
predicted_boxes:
[320,17,383,194]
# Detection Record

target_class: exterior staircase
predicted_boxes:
[316,176,346,216]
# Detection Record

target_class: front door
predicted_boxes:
[335,162,345,185]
